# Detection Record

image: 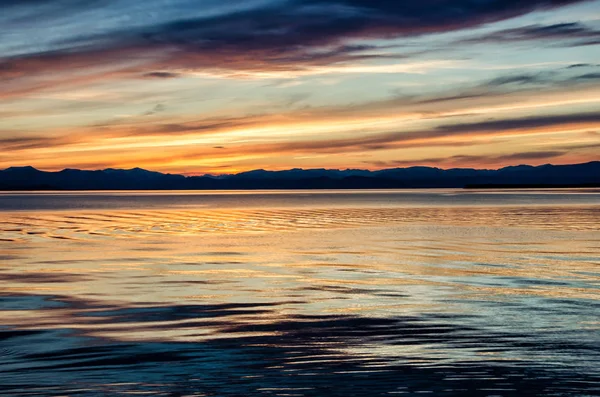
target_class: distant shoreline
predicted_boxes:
[2,161,598,191]
[1,184,599,192]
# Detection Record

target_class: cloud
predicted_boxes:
[556,140,600,151]
[410,66,598,105]
[493,150,566,161]
[270,111,600,154]
[459,22,600,46]
[436,112,600,133]
[3,87,598,162]
[135,1,585,51]
[447,150,569,165]
[0,135,82,151]
[143,72,182,79]
[565,63,596,69]
[2,108,595,171]
[364,150,567,168]
[142,104,167,116]
[569,72,600,81]
[485,73,555,87]
[205,111,598,160]
[1,0,592,94]
[440,150,568,164]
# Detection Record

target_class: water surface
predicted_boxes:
[1,189,599,396]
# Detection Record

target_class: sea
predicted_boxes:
[0,189,599,396]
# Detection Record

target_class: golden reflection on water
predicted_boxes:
[1,204,599,346]
[1,192,599,397]
[0,205,599,244]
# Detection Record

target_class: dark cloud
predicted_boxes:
[414,67,592,103]
[557,140,600,150]
[151,1,578,45]
[447,150,568,164]
[570,72,600,80]
[365,151,566,168]
[486,73,555,86]
[437,112,600,134]
[0,0,113,30]
[460,22,600,46]
[571,38,600,46]
[121,1,591,61]
[416,92,490,104]
[0,0,93,5]
[470,65,600,92]
[493,151,566,161]
[1,0,592,84]
[565,63,595,69]
[0,136,62,151]
[0,0,99,9]
[143,72,182,79]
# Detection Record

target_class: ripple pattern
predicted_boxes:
[0,192,599,396]
[1,205,598,243]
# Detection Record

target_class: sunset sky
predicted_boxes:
[1,0,599,174]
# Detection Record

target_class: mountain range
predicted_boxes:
[1,162,599,190]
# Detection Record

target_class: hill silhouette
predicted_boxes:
[0,162,598,190]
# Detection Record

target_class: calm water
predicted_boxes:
[1,189,599,396]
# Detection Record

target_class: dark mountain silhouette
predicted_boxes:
[0,161,598,190]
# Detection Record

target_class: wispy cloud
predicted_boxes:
[365,150,568,168]
[459,22,600,46]
[1,0,593,90]
[143,72,182,79]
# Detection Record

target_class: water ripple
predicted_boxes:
[0,192,598,395]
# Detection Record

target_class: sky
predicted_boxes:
[1,0,599,175]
